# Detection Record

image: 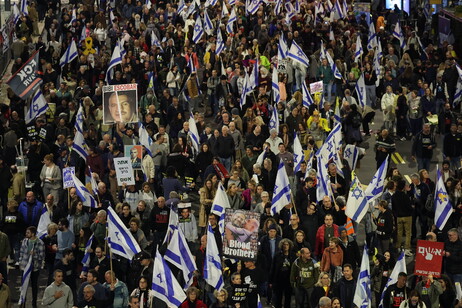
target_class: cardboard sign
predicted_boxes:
[309,81,323,94]
[114,157,135,186]
[62,167,76,189]
[414,240,444,277]
[223,209,260,261]
[124,145,142,170]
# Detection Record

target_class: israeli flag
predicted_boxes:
[145,0,152,9]
[37,205,51,239]
[226,8,237,34]
[109,9,116,24]
[164,228,198,288]
[88,166,99,195]
[246,0,261,15]
[106,40,123,83]
[367,22,377,50]
[434,167,453,230]
[285,2,295,19]
[203,10,214,35]
[302,80,314,108]
[70,8,77,24]
[334,0,345,19]
[393,21,406,50]
[138,122,153,156]
[364,156,388,204]
[228,0,236,5]
[80,25,87,42]
[13,3,21,24]
[343,0,348,16]
[185,2,196,19]
[326,0,333,11]
[80,234,95,276]
[293,133,305,173]
[216,29,225,55]
[75,104,85,133]
[193,16,204,44]
[204,224,224,290]
[177,0,185,14]
[416,34,428,60]
[355,73,367,108]
[249,59,259,90]
[60,40,78,67]
[20,0,28,16]
[354,35,363,62]
[316,156,332,202]
[18,255,33,305]
[344,144,359,171]
[205,0,218,7]
[345,173,366,221]
[221,1,229,19]
[107,206,141,260]
[269,105,279,133]
[272,68,280,104]
[274,0,283,15]
[271,159,292,215]
[320,42,327,62]
[316,123,342,163]
[294,0,300,13]
[240,72,251,109]
[151,31,163,51]
[188,112,201,154]
[163,210,179,245]
[306,150,314,173]
[257,294,263,308]
[454,65,462,106]
[26,90,48,124]
[288,41,310,68]
[187,56,196,74]
[354,245,372,308]
[152,248,187,307]
[329,29,335,41]
[326,49,342,79]
[373,48,381,86]
[72,173,97,208]
[72,130,89,160]
[379,251,407,308]
[211,182,231,235]
[278,34,288,60]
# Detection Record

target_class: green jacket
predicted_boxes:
[0,232,10,260]
[317,65,334,84]
[415,279,443,308]
[290,257,319,289]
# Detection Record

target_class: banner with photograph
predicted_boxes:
[223,209,260,261]
[103,83,138,124]
[414,240,444,277]
[124,145,142,170]
[114,157,136,186]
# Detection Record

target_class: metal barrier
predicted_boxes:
[0,13,15,77]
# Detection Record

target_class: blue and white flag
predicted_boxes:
[107,206,141,260]
[13,3,21,24]
[80,234,95,275]
[75,104,85,133]
[204,224,224,290]
[151,31,163,51]
[454,65,462,106]
[364,156,388,204]
[165,228,198,288]
[211,182,231,235]
[80,25,87,42]
[285,2,295,19]
[354,35,363,62]
[271,159,292,215]
[379,251,407,308]
[269,105,279,133]
[60,40,78,67]
[246,0,261,15]
[344,144,359,171]
[345,173,366,222]
[187,56,196,74]
[435,167,453,230]
[249,59,259,90]
[257,294,263,308]
[316,122,342,163]
[288,41,310,68]
[355,73,367,108]
[177,0,186,14]
[294,0,300,13]
[325,49,342,79]
[377,40,383,59]
[274,0,283,15]
[240,72,252,109]
[185,2,196,19]
[188,113,200,154]
[20,0,28,16]
[106,40,123,83]
[367,22,378,50]
[393,21,406,50]
[334,0,345,19]
[320,42,327,62]
[293,133,305,173]
[204,10,214,35]
[373,48,381,86]
[37,205,51,239]
[109,9,116,24]
[354,245,372,308]
[278,34,288,60]
[163,211,179,244]
[326,0,333,11]
[221,1,229,19]
[193,16,204,44]
[205,0,218,7]
[226,8,237,34]
[316,156,332,202]
[26,90,48,124]
[70,8,77,24]
[152,248,187,307]
[138,122,153,156]
[18,254,33,305]
[88,166,98,195]
[72,130,89,161]
[216,29,225,55]
[302,80,314,108]
[306,150,315,173]
[72,173,97,208]
[272,68,280,104]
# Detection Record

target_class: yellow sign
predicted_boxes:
[82,37,96,55]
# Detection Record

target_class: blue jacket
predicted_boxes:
[18,200,43,227]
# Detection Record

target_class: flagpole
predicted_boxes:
[106,226,114,286]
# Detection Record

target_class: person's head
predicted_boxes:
[410,173,420,185]
[157,196,166,208]
[328,237,340,249]
[408,290,421,306]
[307,202,317,215]
[129,295,140,308]
[108,92,133,123]
[83,285,96,301]
[318,296,332,308]
[26,191,35,203]
[213,289,228,303]
[47,223,58,237]
[58,218,69,231]
[54,269,64,284]
[322,196,332,209]
[448,228,459,242]
[186,286,199,302]
[129,217,141,232]
[208,213,218,227]
[300,247,311,261]
[87,269,98,284]
[426,232,437,242]
[317,272,331,287]
[63,248,74,261]
[397,272,407,288]
[97,210,107,223]
[331,297,341,308]
[378,200,389,212]
[231,272,241,285]
[422,123,431,134]
[104,270,116,284]
[324,214,334,227]
[343,264,353,280]
[138,275,150,290]
[267,224,278,239]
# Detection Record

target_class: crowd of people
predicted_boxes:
[0,0,462,307]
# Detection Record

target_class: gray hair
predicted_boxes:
[319,296,332,307]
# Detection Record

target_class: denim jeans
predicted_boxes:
[323,82,333,104]
[365,85,376,107]
[220,157,232,172]
[295,286,313,308]
[416,157,431,172]
[294,69,305,92]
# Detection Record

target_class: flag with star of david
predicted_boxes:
[26,89,48,124]
[193,16,204,43]
[287,41,310,67]
[246,0,261,15]
[269,104,279,133]
[226,8,237,34]
[107,206,141,259]
[355,73,367,108]
[434,167,453,229]
[216,29,225,55]
[345,172,366,221]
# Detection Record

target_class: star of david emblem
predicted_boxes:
[270,119,276,127]
[437,188,448,202]
[344,148,352,158]
[77,113,84,123]
[274,184,278,191]
[32,102,39,112]
[326,141,333,152]
[298,50,304,57]
[195,25,201,32]
[114,231,121,241]
[294,153,299,161]
[352,186,363,199]
[253,0,259,4]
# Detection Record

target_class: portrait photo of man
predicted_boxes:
[103,85,138,124]
[125,145,142,169]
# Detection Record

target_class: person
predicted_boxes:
[383,272,411,308]
[240,260,265,307]
[226,272,248,307]
[398,290,428,308]
[0,273,12,308]
[438,274,456,308]
[443,123,462,171]
[102,270,129,308]
[338,227,360,271]
[77,269,107,303]
[375,129,396,169]
[89,247,110,284]
[444,228,462,284]
[320,237,344,281]
[270,238,296,308]
[411,123,437,171]
[19,226,45,308]
[40,154,62,205]
[318,296,332,308]
[392,180,414,256]
[180,286,207,308]
[130,276,155,308]
[408,173,431,240]
[42,269,73,308]
[290,247,319,308]
[18,191,43,227]
[415,274,443,308]
[210,289,229,308]
[260,223,282,304]
[333,264,356,308]
[374,200,395,254]
[53,248,76,293]
[311,273,334,308]
[0,230,10,285]
[315,214,340,259]
[75,284,114,308]
[128,295,140,308]
[106,91,137,123]
[55,218,74,261]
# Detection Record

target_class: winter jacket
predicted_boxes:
[290,257,319,289]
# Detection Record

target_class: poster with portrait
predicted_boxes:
[103,83,138,125]
[223,209,260,261]
[124,145,142,170]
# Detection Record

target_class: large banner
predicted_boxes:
[114,157,135,186]
[414,240,444,277]
[223,209,260,261]
[102,84,138,124]
[124,145,142,170]
[7,50,43,100]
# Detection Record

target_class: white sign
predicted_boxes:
[309,81,323,94]
[62,167,76,189]
[114,157,135,186]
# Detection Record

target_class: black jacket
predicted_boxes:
[444,239,462,275]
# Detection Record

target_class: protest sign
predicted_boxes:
[414,240,444,277]
[223,209,260,261]
[124,145,142,170]
[62,167,76,189]
[114,157,135,186]
[102,83,138,124]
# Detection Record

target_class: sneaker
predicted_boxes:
[400,137,406,141]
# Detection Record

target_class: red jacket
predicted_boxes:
[315,224,339,257]
[180,300,207,308]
